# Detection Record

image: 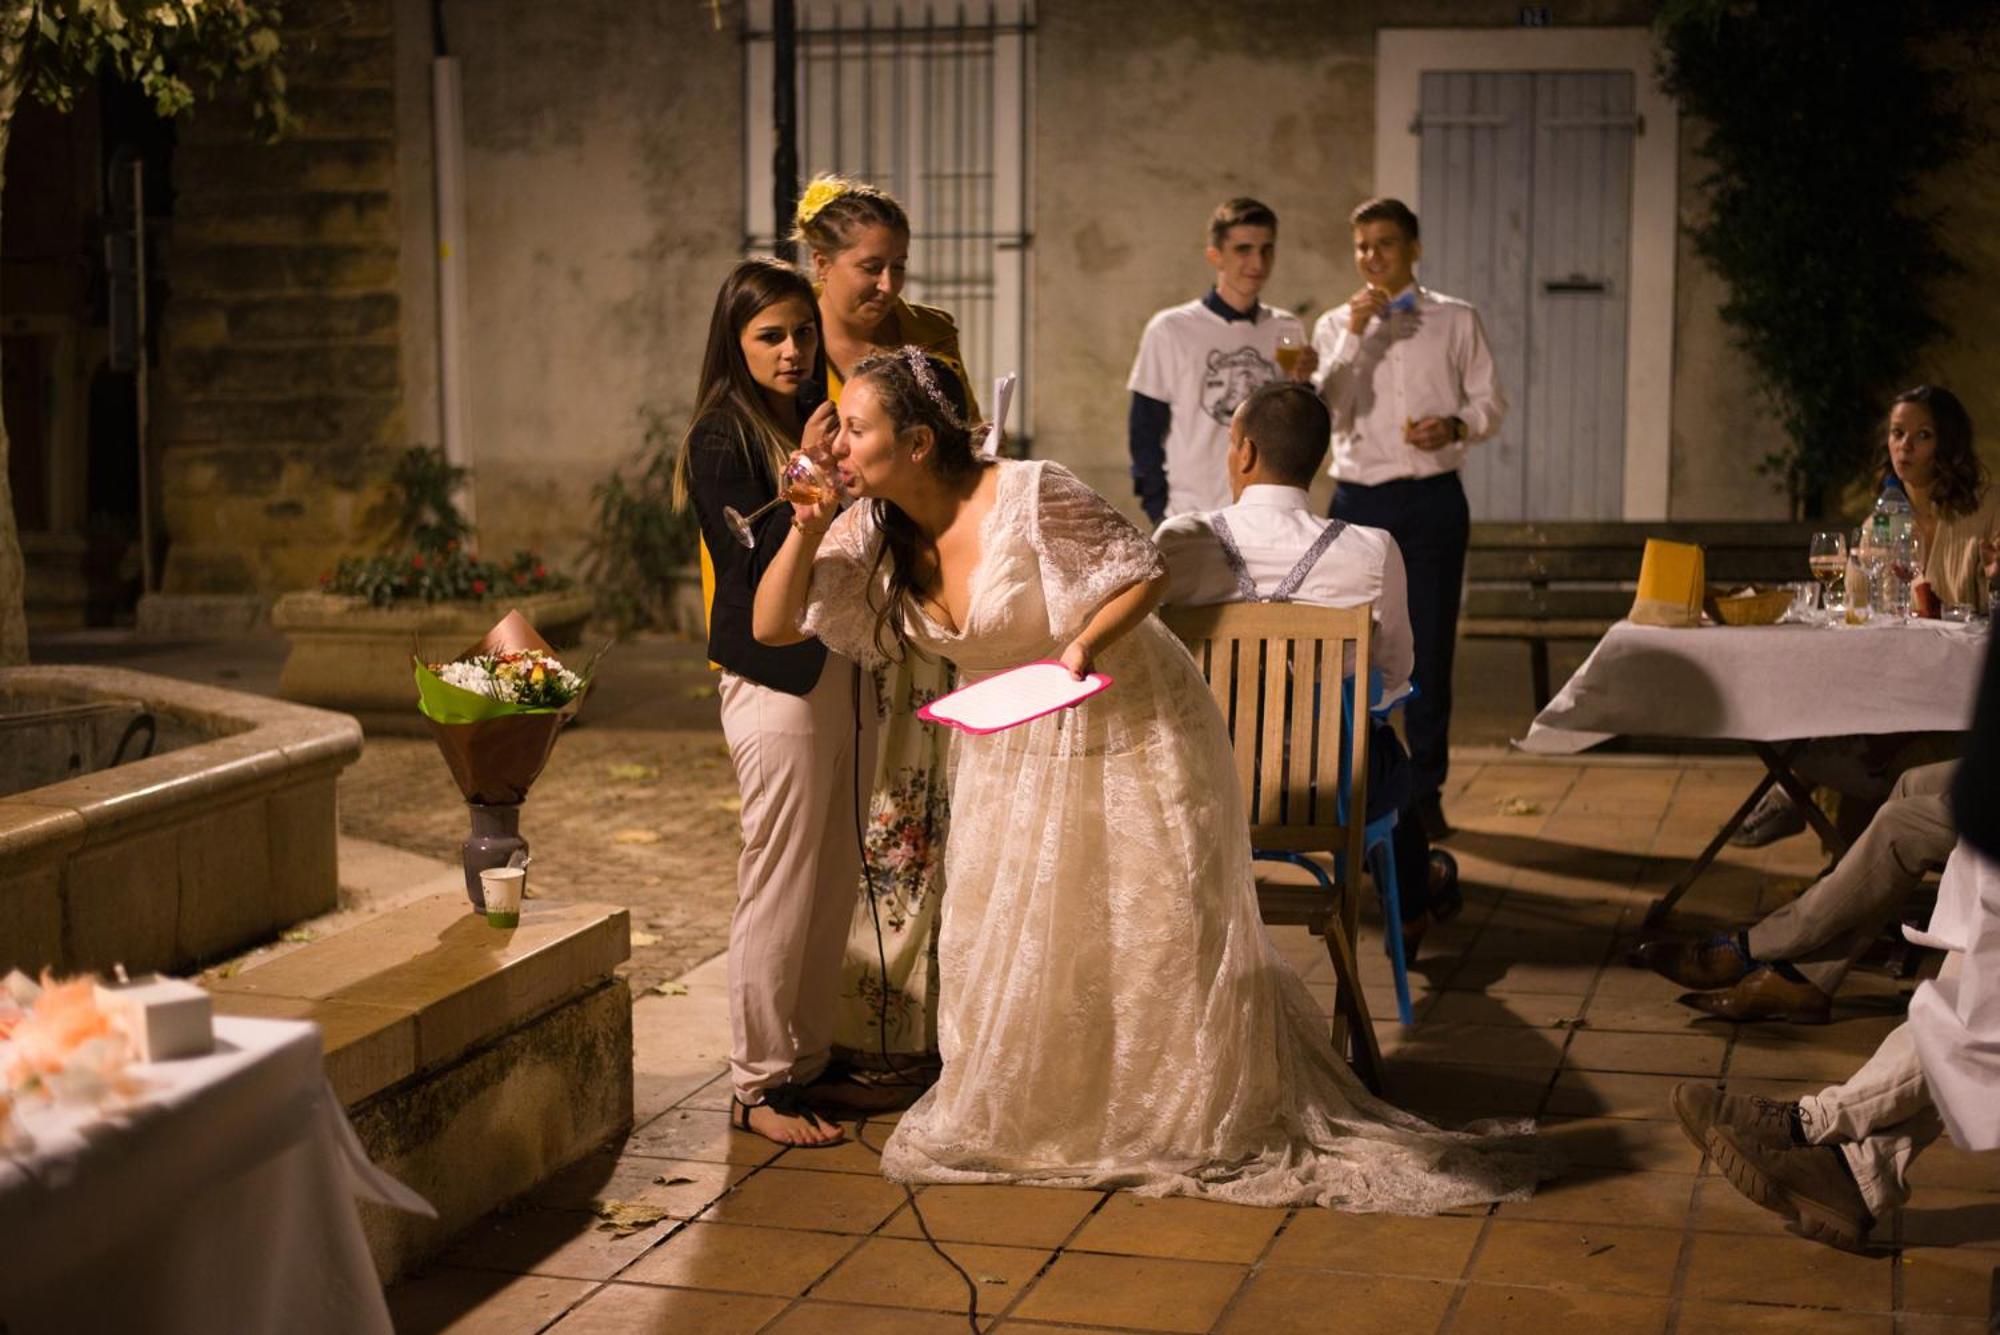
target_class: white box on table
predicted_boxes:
[94,976,215,1061]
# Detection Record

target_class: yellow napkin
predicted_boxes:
[1630,538,1706,627]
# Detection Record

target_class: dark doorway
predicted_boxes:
[1,74,174,626]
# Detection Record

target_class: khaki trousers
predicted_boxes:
[1801,955,1958,1218]
[719,660,877,1103]
[1747,762,1957,995]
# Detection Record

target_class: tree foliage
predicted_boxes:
[1655,0,1987,515]
[15,0,290,133]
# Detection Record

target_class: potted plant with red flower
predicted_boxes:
[271,448,592,729]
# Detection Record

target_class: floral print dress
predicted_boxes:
[826,300,976,1060]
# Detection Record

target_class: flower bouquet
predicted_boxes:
[0,971,139,1149]
[415,610,596,910]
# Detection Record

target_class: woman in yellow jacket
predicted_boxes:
[796,174,979,1074]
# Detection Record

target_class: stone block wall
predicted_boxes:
[154,0,405,598]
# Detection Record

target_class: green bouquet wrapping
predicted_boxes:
[414,610,592,806]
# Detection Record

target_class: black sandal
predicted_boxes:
[730,1084,847,1149]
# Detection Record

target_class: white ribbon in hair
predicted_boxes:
[982,373,1017,458]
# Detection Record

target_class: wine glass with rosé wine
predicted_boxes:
[723,451,839,549]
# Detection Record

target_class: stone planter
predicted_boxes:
[270,589,595,732]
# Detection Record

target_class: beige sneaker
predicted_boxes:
[1705,1121,1874,1251]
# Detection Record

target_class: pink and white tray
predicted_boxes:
[916,660,1113,735]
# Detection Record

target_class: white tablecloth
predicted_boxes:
[0,1016,432,1335]
[1521,618,1991,754]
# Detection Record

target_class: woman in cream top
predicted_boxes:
[1885,386,2000,611]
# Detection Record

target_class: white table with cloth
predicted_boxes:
[1519,618,1990,922]
[0,1015,432,1335]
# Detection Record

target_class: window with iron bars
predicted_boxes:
[743,0,1034,445]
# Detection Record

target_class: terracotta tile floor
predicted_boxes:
[387,755,2000,1333]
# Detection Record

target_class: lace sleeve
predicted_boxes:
[1030,460,1167,642]
[798,505,892,669]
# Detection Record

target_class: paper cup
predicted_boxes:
[479,867,525,927]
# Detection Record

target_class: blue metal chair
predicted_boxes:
[1267,672,1418,1025]
[1336,675,1417,1025]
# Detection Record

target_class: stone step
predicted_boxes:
[209,891,633,1280]
[208,891,627,1105]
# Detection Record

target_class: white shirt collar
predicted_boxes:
[1235,484,1313,511]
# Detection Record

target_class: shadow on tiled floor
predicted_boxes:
[388,755,2000,1334]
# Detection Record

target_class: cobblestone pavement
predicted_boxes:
[31,626,1569,1002]
[338,653,746,998]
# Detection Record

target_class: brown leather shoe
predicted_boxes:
[1705,1121,1874,1251]
[1629,934,1753,990]
[1678,966,1831,1024]
[1671,1082,1804,1156]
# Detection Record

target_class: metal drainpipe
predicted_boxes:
[773,0,799,261]
[431,4,476,529]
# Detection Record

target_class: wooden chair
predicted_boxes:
[1160,602,1385,1091]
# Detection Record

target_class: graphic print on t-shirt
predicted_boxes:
[1202,347,1279,426]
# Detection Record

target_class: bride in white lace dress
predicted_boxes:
[753,347,1552,1212]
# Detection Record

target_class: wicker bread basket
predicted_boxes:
[1705,585,1793,626]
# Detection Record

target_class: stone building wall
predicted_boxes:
[154,0,406,598]
[141,2,2000,602]
[438,0,741,572]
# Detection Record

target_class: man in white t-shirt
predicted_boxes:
[1156,381,1460,955]
[1127,198,1312,525]
[1312,197,1505,842]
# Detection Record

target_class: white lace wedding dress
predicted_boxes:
[801,459,1551,1212]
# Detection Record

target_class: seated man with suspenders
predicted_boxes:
[1154,381,1461,958]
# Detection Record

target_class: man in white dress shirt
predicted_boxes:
[1312,198,1505,841]
[1156,381,1458,948]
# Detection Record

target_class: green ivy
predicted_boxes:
[580,408,700,636]
[1655,0,1986,515]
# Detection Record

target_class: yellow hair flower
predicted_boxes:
[795,177,849,227]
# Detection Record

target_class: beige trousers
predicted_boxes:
[1801,955,1959,1218]
[1747,761,1958,995]
[719,659,877,1103]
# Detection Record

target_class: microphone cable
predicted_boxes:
[849,662,980,1334]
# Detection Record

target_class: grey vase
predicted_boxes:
[463,802,528,911]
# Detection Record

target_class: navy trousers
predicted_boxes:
[1332,471,1469,805]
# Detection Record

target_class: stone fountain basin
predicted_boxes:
[0,666,362,977]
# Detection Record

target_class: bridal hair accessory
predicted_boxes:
[795,177,848,227]
[900,346,971,431]
[982,373,1017,458]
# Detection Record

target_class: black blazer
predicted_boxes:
[686,415,829,695]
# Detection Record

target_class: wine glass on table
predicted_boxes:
[1808,530,1846,625]
[723,452,838,549]
[1887,533,1922,620]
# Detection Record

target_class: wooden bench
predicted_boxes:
[1464,521,1820,709]
[206,892,632,1281]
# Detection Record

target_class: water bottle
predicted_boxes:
[1870,480,1915,617]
